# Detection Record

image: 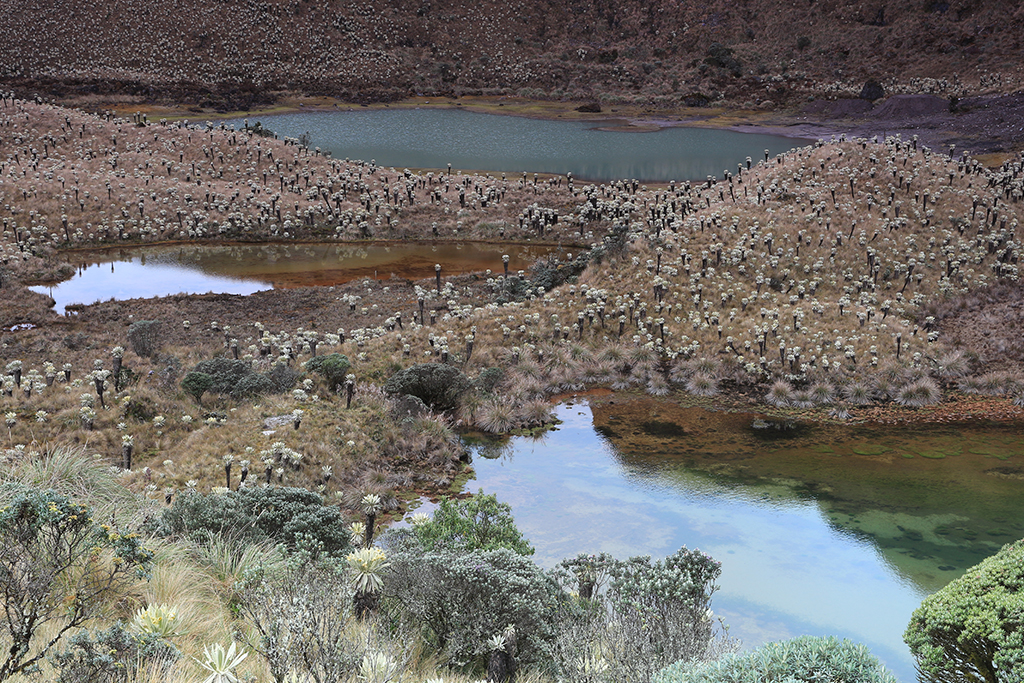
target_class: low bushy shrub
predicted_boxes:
[904,539,1024,683]
[236,560,360,683]
[305,353,351,391]
[654,635,898,683]
[383,545,559,670]
[51,624,179,683]
[183,358,292,401]
[154,487,352,558]
[475,367,505,393]
[703,43,742,77]
[265,361,301,393]
[403,491,534,556]
[193,358,254,394]
[127,319,163,358]
[383,363,471,412]
[603,547,724,682]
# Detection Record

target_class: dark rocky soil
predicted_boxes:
[792,91,1024,154]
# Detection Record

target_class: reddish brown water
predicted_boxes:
[34,241,561,312]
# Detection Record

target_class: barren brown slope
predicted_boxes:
[0,0,1021,108]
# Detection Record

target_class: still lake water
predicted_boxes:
[32,241,557,313]
[227,108,807,182]
[466,400,1024,681]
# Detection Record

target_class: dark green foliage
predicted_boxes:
[475,367,504,393]
[184,358,291,400]
[904,539,1024,683]
[487,274,535,304]
[51,624,179,683]
[654,635,897,683]
[383,363,471,412]
[860,79,885,101]
[154,487,351,558]
[0,485,153,680]
[126,320,162,358]
[406,492,534,556]
[233,372,276,398]
[180,371,213,405]
[246,121,275,137]
[530,252,589,293]
[383,545,559,670]
[305,353,351,391]
[796,35,811,51]
[703,43,742,77]
[265,361,301,393]
[121,394,158,422]
[193,358,254,394]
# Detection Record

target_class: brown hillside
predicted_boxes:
[0,0,1021,108]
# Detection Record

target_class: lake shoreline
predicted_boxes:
[109,93,1023,163]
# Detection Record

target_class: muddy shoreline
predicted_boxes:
[101,91,1024,161]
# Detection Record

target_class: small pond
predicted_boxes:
[465,399,1024,682]
[226,108,808,182]
[31,241,557,313]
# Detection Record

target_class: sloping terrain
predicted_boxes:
[0,0,1021,108]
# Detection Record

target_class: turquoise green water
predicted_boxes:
[31,241,555,313]
[226,109,806,182]
[466,400,1024,682]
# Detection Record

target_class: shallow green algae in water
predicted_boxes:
[587,397,1024,595]
[851,444,889,456]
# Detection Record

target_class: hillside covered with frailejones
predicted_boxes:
[0,0,1021,110]
[2,93,1024,452]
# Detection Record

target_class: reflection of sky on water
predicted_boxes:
[31,259,269,314]
[226,109,806,182]
[30,242,554,313]
[468,404,923,682]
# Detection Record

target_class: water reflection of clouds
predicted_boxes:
[39,242,553,310]
[470,402,922,682]
[32,260,269,314]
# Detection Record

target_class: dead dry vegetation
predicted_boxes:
[0,0,1022,110]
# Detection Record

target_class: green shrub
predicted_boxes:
[904,539,1024,683]
[233,372,276,398]
[51,624,179,683]
[530,252,589,293]
[703,43,742,77]
[383,545,559,670]
[0,485,153,679]
[603,547,724,682]
[404,491,534,556]
[265,361,300,393]
[654,635,898,683]
[193,358,254,395]
[236,560,359,683]
[475,367,504,393]
[180,371,213,405]
[305,353,351,391]
[185,358,290,400]
[154,487,351,558]
[382,363,471,412]
[127,320,163,358]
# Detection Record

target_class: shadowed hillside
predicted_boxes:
[0,0,1022,108]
